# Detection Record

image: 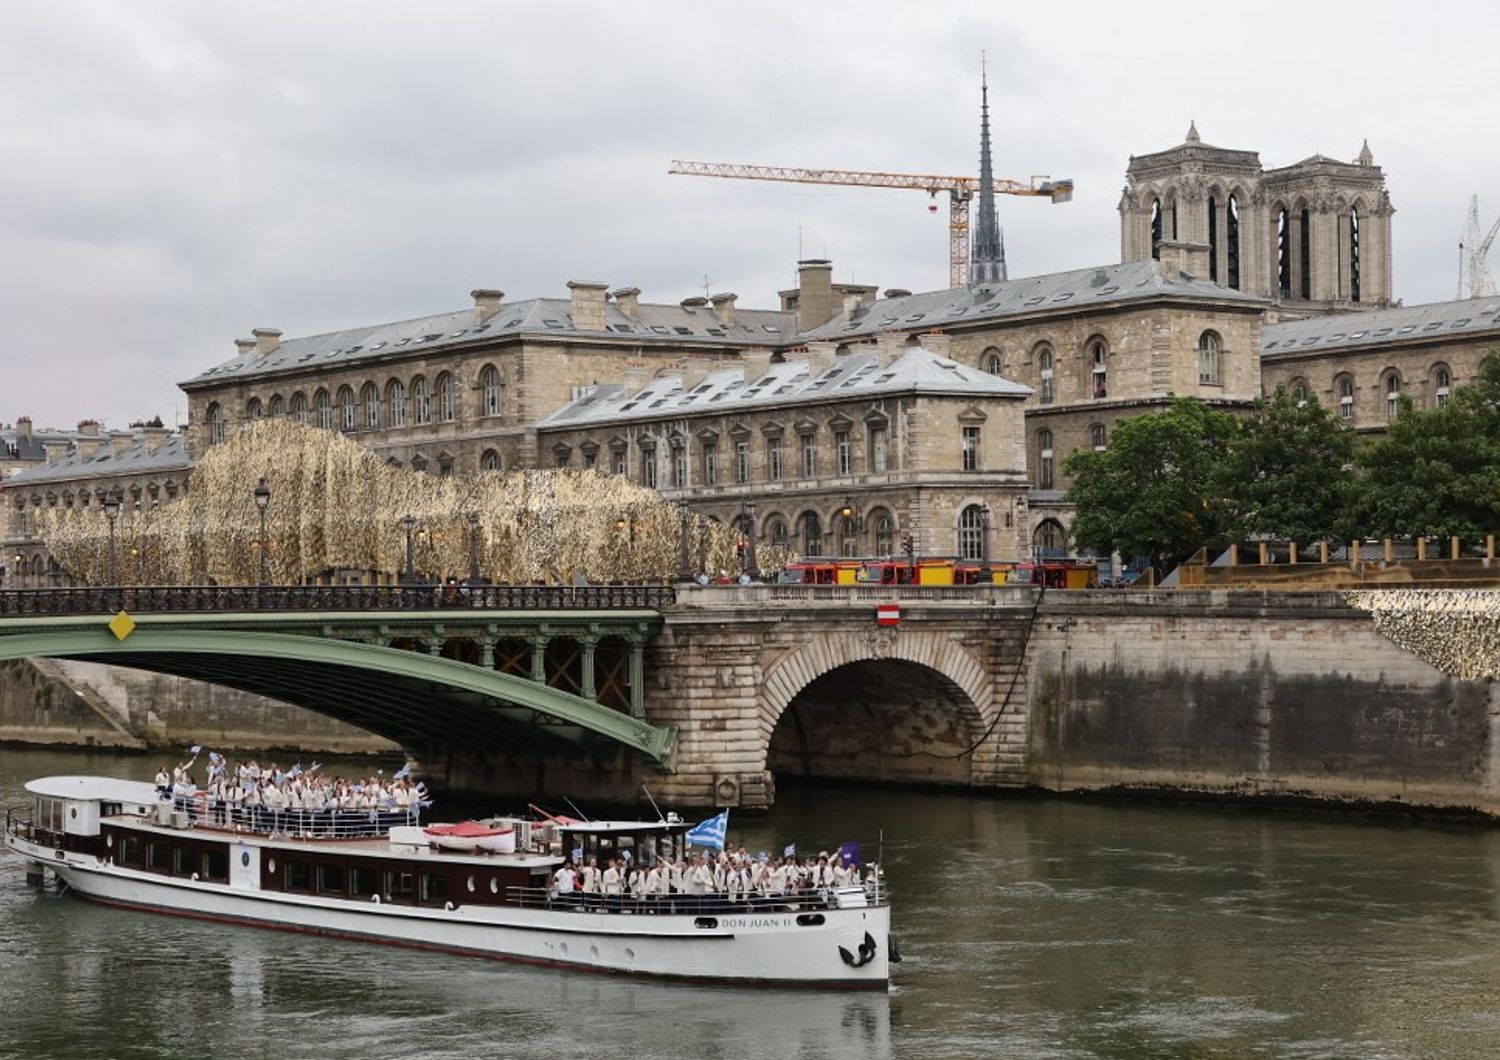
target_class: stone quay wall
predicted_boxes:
[1025,590,1500,816]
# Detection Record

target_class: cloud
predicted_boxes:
[2,0,1498,428]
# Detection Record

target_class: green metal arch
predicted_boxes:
[0,626,675,765]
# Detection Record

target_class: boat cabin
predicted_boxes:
[557,819,695,868]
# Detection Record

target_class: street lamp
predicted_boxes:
[467,511,488,585]
[400,514,418,585]
[838,495,863,558]
[979,503,993,582]
[697,520,711,578]
[102,491,121,587]
[741,499,760,581]
[253,477,271,586]
[676,504,694,583]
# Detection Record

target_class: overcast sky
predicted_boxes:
[3,0,1496,429]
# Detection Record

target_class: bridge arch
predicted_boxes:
[0,624,674,765]
[757,631,996,786]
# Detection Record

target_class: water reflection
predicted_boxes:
[3,747,1500,1058]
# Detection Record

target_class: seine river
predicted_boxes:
[3,747,1500,1059]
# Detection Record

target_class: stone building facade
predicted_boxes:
[1120,123,1394,314]
[538,338,1034,563]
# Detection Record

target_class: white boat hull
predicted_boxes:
[7,836,889,989]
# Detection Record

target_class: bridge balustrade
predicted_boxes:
[0,584,675,617]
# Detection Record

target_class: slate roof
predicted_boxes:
[1260,296,1500,358]
[181,300,798,388]
[539,345,1031,431]
[7,433,190,487]
[800,260,1265,343]
[1,427,73,466]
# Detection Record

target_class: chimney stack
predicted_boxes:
[567,280,609,331]
[874,330,908,368]
[611,287,641,320]
[41,439,71,465]
[471,288,504,325]
[795,259,836,333]
[678,357,718,392]
[741,347,774,384]
[234,338,258,357]
[1155,239,1211,282]
[75,420,102,461]
[16,416,32,440]
[802,340,839,378]
[108,432,134,457]
[709,292,738,326]
[884,288,911,299]
[142,425,171,454]
[251,328,282,356]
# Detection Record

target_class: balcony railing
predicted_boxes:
[0,583,676,617]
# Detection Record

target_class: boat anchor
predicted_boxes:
[838,931,879,968]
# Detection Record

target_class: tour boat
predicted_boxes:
[3,776,892,990]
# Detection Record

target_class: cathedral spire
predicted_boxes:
[969,56,1005,287]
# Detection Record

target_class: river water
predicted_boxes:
[2,747,1499,1059]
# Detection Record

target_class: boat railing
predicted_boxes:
[4,804,37,844]
[504,883,889,914]
[166,796,419,839]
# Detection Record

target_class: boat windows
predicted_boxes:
[119,834,142,867]
[466,875,476,893]
[420,872,449,907]
[317,862,346,896]
[147,842,170,872]
[173,847,196,878]
[385,870,415,904]
[349,864,378,898]
[201,849,228,883]
[284,859,312,893]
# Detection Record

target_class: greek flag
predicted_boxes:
[783,843,796,859]
[393,762,412,781]
[686,810,729,850]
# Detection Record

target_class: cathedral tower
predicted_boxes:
[1119,124,1393,312]
[969,63,1007,286]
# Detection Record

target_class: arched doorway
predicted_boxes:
[767,659,986,786]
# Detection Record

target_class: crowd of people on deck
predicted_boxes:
[155,750,427,835]
[548,846,878,910]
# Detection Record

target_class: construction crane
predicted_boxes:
[1457,194,1500,299]
[668,160,1074,289]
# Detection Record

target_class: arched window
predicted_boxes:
[957,504,986,562]
[313,389,332,430]
[436,372,456,423]
[1299,208,1312,299]
[289,392,307,424]
[802,512,823,556]
[1037,428,1055,490]
[1090,424,1107,451]
[1432,364,1452,410]
[1226,194,1241,290]
[873,511,894,556]
[1207,194,1218,283]
[981,347,1002,376]
[1383,370,1402,421]
[206,402,225,445]
[1197,331,1221,385]
[1349,205,1362,303]
[1288,378,1311,404]
[770,520,789,551]
[337,386,356,431]
[412,376,431,425]
[387,379,406,428]
[1336,374,1355,422]
[838,515,859,557]
[1276,207,1293,298]
[1034,518,1067,558]
[481,365,502,418]
[246,397,263,420]
[1037,346,1055,404]
[1088,340,1108,399]
[362,382,380,429]
[1149,198,1162,259]
[268,394,284,419]
[481,449,502,472]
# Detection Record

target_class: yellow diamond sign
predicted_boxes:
[107,611,136,642]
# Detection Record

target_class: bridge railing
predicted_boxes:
[672,583,1039,607]
[0,584,676,617]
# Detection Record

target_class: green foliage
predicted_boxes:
[1217,385,1356,542]
[1346,353,1500,539]
[1063,398,1241,573]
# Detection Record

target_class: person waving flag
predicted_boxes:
[686,810,728,850]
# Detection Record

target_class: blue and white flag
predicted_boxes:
[188,745,201,756]
[686,810,729,850]
[393,762,412,781]
[783,843,796,859]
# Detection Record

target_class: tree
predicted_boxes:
[1216,384,1356,542]
[1346,353,1500,539]
[1064,398,1241,574]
